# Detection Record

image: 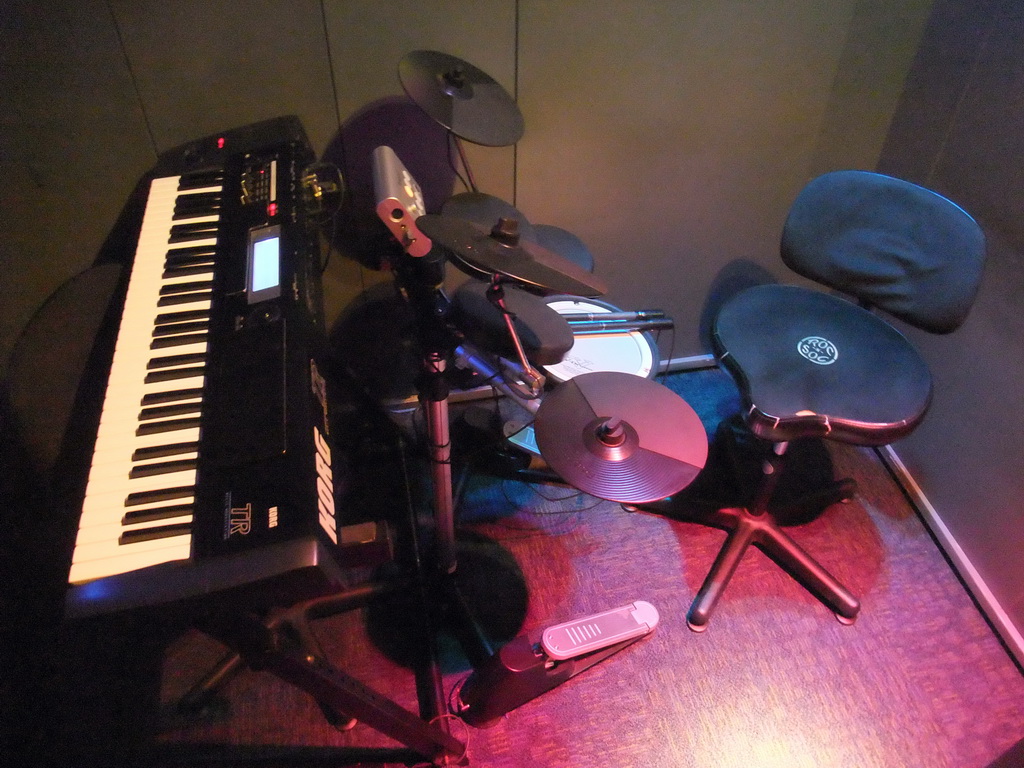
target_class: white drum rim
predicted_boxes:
[543,298,658,382]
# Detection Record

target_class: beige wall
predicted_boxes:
[0,0,933,376]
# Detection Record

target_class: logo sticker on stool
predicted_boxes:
[797,336,838,365]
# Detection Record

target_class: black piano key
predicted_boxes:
[162,265,216,279]
[155,309,210,325]
[129,458,198,479]
[123,503,194,525]
[147,352,206,370]
[153,320,208,337]
[163,262,216,276]
[140,388,204,406]
[139,402,202,421]
[119,521,192,546]
[131,441,200,461]
[169,223,219,243]
[144,365,206,384]
[173,200,221,216]
[166,243,217,254]
[175,194,220,207]
[159,280,214,296]
[178,168,224,190]
[176,190,221,203]
[150,332,209,350]
[172,209,221,222]
[166,243,218,259]
[125,485,194,507]
[136,416,203,436]
[157,291,213,307]
[164,254,216,270]
[170,220,218,234]
[174,190,222,213]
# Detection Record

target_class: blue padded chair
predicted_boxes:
[683,170,986,630]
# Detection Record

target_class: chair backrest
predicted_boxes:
[780,170,986,334]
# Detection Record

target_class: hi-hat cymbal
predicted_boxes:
[534,372,708,503]
[399,50,525,147]
[442,192,538,243]
[417,213,607,298]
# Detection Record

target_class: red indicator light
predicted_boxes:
[267,202,278,217]
[217,137,225,149]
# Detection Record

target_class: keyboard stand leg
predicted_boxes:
[171,577,465,766]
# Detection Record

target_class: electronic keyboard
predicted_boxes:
[64,116,347,618]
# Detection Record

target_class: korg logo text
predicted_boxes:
[313,426,338,544]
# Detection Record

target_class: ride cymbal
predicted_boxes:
[534,372,708,503]
[417,214,607,297]
[399,50,525,147]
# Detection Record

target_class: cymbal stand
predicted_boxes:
[409,270,543,583]
[396,255,658,727]
[450,132,479,194]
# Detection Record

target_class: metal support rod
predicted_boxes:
[423,352,458,575]
[487,277,544,397]
[453,342,541,416]
[453,134,478,193]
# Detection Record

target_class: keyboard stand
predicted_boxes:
[159,578,466,767]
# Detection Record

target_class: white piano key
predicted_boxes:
[90,429,201,465]
[89,450,199,475]
[82,465,197,504]
[73,513,194,547]
[71,173,227,585]
[68,539,192,584]
[81,453,196,486]
[76,498,195,540]
[88,422,202,469]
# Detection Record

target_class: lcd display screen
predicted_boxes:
[252,237,279,292]
[247,225,282,303]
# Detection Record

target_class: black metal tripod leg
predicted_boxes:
[687,515,758,632]
[199,611,466,764]
[758,526,861,623]
[174,647,247,716]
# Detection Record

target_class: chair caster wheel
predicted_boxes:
[835,612,857,626]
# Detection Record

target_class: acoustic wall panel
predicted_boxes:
[515,0,932,361]
[880,0,1024,665]
[0,0,153,377]
[319,1,518,322]
[323,0,518,202]
[109,0,339,156]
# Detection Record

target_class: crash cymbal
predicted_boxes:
[534,372,708,503]
[442,192,537,242]
[399,50,525,147]
[417,214,607,297]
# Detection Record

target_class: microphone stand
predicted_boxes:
[395,248,497,672]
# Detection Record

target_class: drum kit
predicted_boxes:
[387,49,708,503]
[364,50,710,728]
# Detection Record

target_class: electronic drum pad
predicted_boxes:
[534,372,708,503]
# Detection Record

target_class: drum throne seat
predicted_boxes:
[639,170,986,631]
